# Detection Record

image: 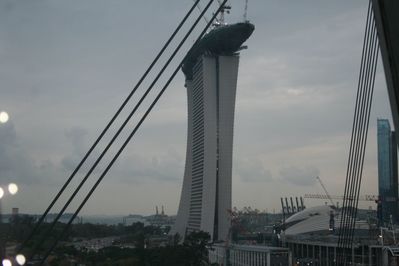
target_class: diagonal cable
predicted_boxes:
[340,7,375,252]
[337,0,373,262]
[338,2,372,242]
[29,0,217,261]
[345,18,378,250]
[38,2,228,264]
[18,0,201,253]
[337,1,379,263]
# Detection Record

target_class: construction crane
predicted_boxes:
[304,193,378,202]
[316,176,335,206]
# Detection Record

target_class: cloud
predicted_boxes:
[0,122,60,185]
[0,0,386,214]
[111,148,185,184]
[61,126,96,173]
[279,166,319,186]
[235,158,273,182]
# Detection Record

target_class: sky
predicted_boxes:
[0,0,393,216]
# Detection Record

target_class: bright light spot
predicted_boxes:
[0,111,9,123]
[2,259,12,266]
[0,187,4,199]
[16,254,26,265]
[8,183,18,195]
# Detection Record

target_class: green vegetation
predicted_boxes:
[51,230,211,266]
[5,217,212,266]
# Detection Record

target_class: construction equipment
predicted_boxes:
[316,176,335,206]
[304,193,378,202]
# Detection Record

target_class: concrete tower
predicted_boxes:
[172,22,254,242]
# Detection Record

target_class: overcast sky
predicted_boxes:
[0,0,393,216]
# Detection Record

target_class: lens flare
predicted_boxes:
[16,254,26,265]
[8,183,18,195]
[0,111,9,123]
[0,187,4,199]
[2,259,12,266]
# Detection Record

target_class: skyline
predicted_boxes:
[0,0,394,216]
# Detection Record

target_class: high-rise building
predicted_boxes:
[377,119,398,222]
[171,22,254,241]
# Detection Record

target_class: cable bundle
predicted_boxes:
[337,1,379,264]
[16,1,228,265]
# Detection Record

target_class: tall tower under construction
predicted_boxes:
[171,22,254,241]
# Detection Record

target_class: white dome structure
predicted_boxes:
[282,205,370,236]
[284,205,336,236]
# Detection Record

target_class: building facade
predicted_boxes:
[173,54,238,242]
[377,119,398,223]
[209,243,291,266]
[171,22,254,242]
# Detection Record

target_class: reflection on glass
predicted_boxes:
[15,254,26,265]
[8,183,18,195]
[0,112,9,124]
[2,259,12,266]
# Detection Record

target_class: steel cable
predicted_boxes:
[28,0,215,261]
[346,19,379,250]
[341,9,375,251]
[338,2,373,255]
[38,2,228,264]
[337,1,379,263]
[18,0,201,254]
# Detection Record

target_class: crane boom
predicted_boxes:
[304,193,379,202]
[316,176,335,206]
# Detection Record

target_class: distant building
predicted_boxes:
[377,119,398,223]
[11,207,19,217]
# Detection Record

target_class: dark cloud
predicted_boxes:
[279,166,320,186]
[0,0,388,214]
[112,149,184,184]
[61,126,94,173]
[0,122,60,185]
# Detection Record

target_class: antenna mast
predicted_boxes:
[244,0,248,22]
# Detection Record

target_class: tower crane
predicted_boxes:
[304,194,378,202]
[316,176,335,207]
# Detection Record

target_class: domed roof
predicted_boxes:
[284,205,338,236]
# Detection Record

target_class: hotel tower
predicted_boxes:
[172,22,254,241]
